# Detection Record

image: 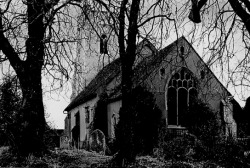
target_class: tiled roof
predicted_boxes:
[64,37,181,111]
[64,58,121,111]
[64,36,242,127]
[107,37,178,101]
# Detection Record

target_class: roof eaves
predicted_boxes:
[64,58,121,112]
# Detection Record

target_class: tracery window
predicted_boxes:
[167,68,198,126]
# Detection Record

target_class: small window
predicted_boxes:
[100,34,108,54]
[159,68,165,79]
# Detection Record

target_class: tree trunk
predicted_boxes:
[18,65,45,155]
[115,0,140,165]
[16,65,46,156]
[0,0,56,156]
[13,0,47,155]
[116,60,136,165]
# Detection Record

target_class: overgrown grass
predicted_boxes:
[0,148,110,167]
[0,147,227,168]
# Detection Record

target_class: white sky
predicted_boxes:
[45,95,68,129]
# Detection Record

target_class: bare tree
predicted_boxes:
[186,0,250,101]
[0,0,88,155]
[81,0,176,165]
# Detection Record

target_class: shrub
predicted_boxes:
[93,93,109,137]
[0,75,22,149]
[209,138,248,167]
[115,86,162,156]
[163,133,204,161]
[183,99,220,147]
[43,124,60,150]
[163,99,222,161]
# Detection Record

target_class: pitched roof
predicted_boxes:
[64,58,121,111]
[107,37,178,101]
[65,37,182,111]
[65,36,239,112]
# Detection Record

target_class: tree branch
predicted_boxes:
[189,0,208,23]
[138,14,175,28]
[0,13,22,72]
[127,0,140,62]
[93,0,119,36]
[197,0,208,10]
[118,0,127,57]
[228,0,250,33]
[240,0,250,13]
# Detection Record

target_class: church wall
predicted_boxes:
[68,96,99,147]
[107,100,122,138]
[142,38,236,136]
[67,37,238,146]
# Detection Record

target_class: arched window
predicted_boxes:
[167,68,197,126]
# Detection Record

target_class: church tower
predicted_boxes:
[71,1,118,101]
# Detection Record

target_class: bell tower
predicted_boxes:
[71,1,118,101]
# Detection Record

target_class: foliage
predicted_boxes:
[0,75,57,153]
[0,150,51,167]
[174,97,250,166]
[163,133,204,161]
[0,0,89,156]
[1,147,232,168]
[115,86,162,157]
[0,75,22,148]
[208,138,249,167]
[43,125,61,150]
[183,99,220,147]
[92,93,109,137]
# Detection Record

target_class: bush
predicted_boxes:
[163,133,204,161]
[208,138,248,167]
[115,86,162,156]
[0,149,50,167]
[93,93,109,137]
[0,75,22,148]
[183,99,220,147]
[43,125,61,150]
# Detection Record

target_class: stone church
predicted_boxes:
[63,35,239,148]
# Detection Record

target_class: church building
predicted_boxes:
[63,36,239,148]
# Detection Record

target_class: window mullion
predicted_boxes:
[177,88,179,126]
